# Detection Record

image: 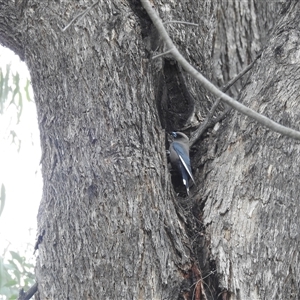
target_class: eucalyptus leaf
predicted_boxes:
[24,79,32,102]
[0,184,5,217]
[9,251,24,265]
[4,279,18,287]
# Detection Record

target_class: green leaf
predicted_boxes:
[9,251,24,265]
[24,79,32,102]
[4,279,18,287]
[0,247,35,299]
[0,286,13,297]
[6,261,21,284]
[0,184,5,217]
[0,68,3,114]
[0,257,8,288]
[17,92,23,124]
[9,130,21,152]
[0,65,11,112]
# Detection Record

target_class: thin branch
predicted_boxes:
[222,51,262,91]
[140,0,300,140]
[163,20,199,26]
[62,1,99,32]
[152,48,174,59]
[212,106,231,124]
[190,52,262,145]
[189,99,222,146]
[190,271,216,300]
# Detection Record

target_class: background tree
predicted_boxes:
[0,0,299,299]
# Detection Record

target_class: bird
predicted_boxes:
[169,132,195,195]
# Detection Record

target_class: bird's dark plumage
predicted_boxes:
[169,132,195,195]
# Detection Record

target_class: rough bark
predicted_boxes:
[211,1,283,96]
[0,0,24,59]
[0,0,299,300]
[22,1,193,299]
[20,1,218,298]
[201,1,300,299]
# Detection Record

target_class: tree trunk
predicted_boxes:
[201,1,300,299]
[212,1,281,95]
[21,1,193,299]
[0,0,299,299]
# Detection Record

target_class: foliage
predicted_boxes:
[0,247,35,300]
[0,184,5,219]
[0,48,33,152]
[0,63,32,122]
[0,46,35,227]
[0,47,36,300]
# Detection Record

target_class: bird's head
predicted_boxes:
[171,131,189,141]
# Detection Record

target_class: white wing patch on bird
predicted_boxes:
[182,178,189,195]
[178,154,195,184]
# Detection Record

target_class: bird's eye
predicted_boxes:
[171,132,177,138]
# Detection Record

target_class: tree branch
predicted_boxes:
[62,0,99,32]
[18,283,38,300]
[163,20,199,27]
[140,0,300,140]
[189,52,262,145]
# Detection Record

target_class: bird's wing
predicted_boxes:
[177,160,190,195]
[178,155,195,184]
[172,142,195,184]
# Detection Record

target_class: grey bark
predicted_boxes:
[212,1,282,95]
[201,1,300,299]
[22,1,192,299]
[0,0,24,60]
[0,0,299,300]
